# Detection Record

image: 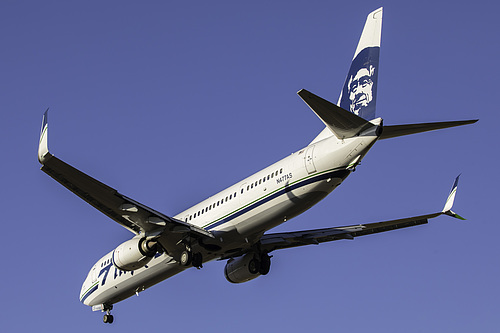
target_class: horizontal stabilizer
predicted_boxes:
[380,120,478,140]
[298,89,376,139]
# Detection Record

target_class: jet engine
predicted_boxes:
[224,253,271,283]
[112,237,158,271]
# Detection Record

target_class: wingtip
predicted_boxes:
[38,109,51,164]
[442,175,464,219]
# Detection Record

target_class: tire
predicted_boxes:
[103,314,114,324]
[259,254,271,275]
[180,250,192,266]
[192,252,203,268]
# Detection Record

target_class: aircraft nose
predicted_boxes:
[79,279,88,303]
[79,275,97,305]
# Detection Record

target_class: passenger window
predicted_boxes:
[229,194,232,200]
[280,168,283,174]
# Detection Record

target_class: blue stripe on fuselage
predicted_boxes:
[205,169,349,230]
[80,283,98,304]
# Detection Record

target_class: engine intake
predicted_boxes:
[112,237,157,271]
[224,253,271,283]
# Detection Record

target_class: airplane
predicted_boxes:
[38,7,477,324]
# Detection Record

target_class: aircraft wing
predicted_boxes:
[260,177,463,253]
[38,111,213,240]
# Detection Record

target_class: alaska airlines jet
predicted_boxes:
[38,8,477,324]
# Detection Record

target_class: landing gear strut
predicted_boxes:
[102,305,114,324]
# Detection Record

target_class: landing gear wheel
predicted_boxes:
[180,250,192,266]
[103,314,114,324]
[192,252,203,268]
[259,254,271,275]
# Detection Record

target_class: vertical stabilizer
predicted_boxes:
[338,7,382,120]
[309,8,383,145]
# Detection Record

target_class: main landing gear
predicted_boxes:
[180,249,203,269]
[102,305,114,324]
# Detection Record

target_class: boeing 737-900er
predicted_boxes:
[38,8,477,324]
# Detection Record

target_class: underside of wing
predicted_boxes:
[38,111,213,245]
[260,176,463,254]
[260,214,435,252]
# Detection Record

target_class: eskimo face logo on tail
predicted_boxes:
[348,64,375,114]
[340,47,380,120]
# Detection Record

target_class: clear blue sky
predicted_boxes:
[1,1,497,331]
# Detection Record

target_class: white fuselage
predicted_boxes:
[80,133,378,307]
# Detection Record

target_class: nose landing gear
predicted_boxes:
[102,305,114,324]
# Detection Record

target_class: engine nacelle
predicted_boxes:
[224,253,270,284]
[112,237,157,271]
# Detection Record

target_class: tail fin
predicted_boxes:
[309,8,383,145]
[338,7,382,121]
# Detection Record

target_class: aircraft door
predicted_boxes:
[304,146,316,174]
[91,265,98,283]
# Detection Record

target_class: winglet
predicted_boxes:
[442,175,465,220]
[38,109,51,164]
